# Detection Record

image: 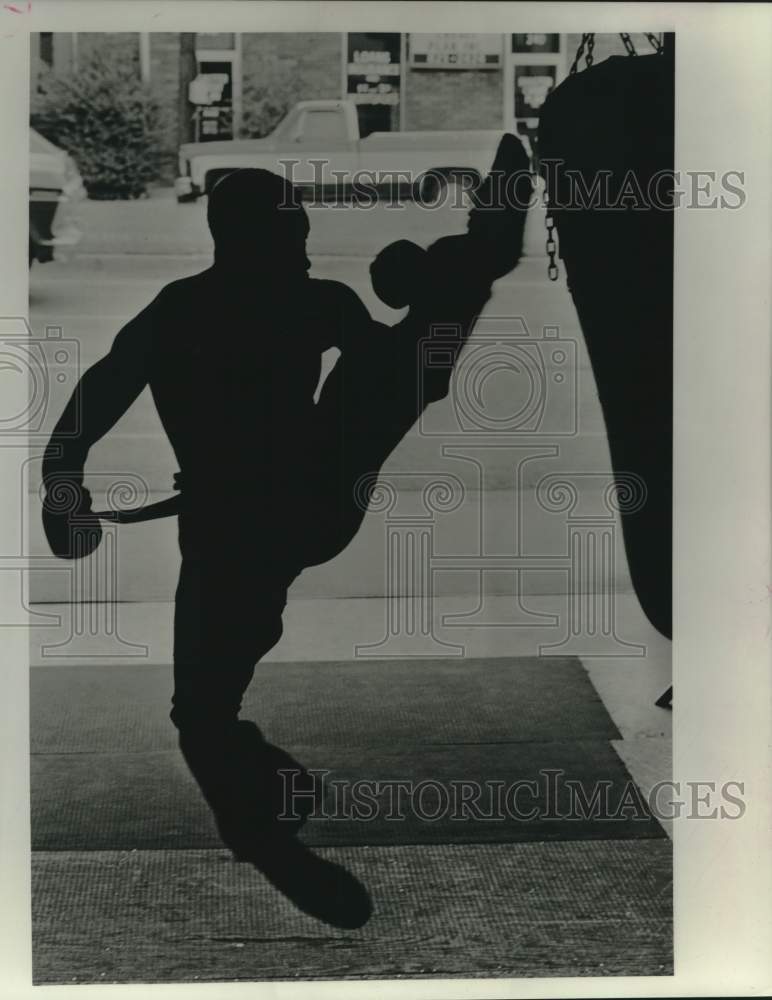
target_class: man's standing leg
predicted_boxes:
[169,524,298,855]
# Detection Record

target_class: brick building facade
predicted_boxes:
[31,31,662,184]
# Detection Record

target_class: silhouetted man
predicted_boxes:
[42,136,530,922]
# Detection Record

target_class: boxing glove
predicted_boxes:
[42,478,103,560]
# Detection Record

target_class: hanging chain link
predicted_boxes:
[644,32,663,53]
[569,33,591,75]
[573,32,660,75]
[545,201,559,281]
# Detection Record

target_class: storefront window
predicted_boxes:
[194,59,234,140]
[192,36,241,142]
[507,34,566,155]
[346,33,401,135]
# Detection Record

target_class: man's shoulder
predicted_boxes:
[154,269,211,308]
[308,278,369,319]
[115,270,212,357]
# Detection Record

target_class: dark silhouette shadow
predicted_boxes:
[243,836,374,930]
[178,719,372,929]
[41,138,531,925]
[538,42,674,662]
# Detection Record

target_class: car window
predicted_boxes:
[299,110,348,142]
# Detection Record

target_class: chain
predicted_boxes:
[575,32,661,73]
[569,33,593,75]
[545,202,558,281]
[644,32,663,53]
[585,33,595,68]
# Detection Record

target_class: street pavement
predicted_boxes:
[71,183,549,260]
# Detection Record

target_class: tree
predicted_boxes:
[238,56,303,139]
[31,51,165,199]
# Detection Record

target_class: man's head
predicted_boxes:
[207,168,310,276]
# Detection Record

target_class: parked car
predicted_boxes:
[175,99,504,204]
[29,129,86,266]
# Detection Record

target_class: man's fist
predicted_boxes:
[370,240,427,309]
[42,478,103,560]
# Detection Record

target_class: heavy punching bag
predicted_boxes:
[538,37,674,695]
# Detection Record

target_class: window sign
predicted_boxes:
[409,34,502,70]
[347,33,401,105]
[188,73,229,106]
[514,64,558,119]
[512,34,560,54]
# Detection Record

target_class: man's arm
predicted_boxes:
[42,298,157,493]
[309,278,374,355]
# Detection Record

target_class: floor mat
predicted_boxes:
[31,841,673,983]
[30,657,620,753]
[31,738,663,850]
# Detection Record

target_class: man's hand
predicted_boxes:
[42,476,103,560]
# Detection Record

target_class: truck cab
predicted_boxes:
[175,98,501,205]
[277,100,360,147]
[176,100,362,200]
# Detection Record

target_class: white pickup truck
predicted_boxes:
[175,99,505,204]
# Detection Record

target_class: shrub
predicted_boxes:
[32,52,166,199]
[238,57,303,139]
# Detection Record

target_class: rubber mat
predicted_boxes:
[30,657,620,753]
[31,840,673,983]
[31,738,663,851]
